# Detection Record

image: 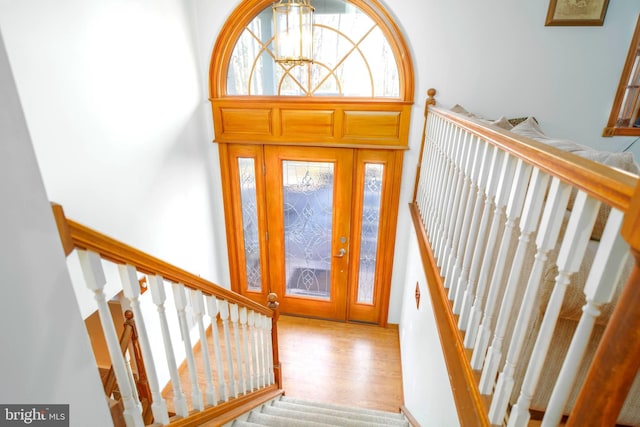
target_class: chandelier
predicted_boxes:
[273,0,314,66]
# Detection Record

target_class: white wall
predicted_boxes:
[0,32,111,427]
[1,0,637,344]
[2,0,636,422]
[398,228,459,426]
[380,0,640,323]
[0,0,230,290]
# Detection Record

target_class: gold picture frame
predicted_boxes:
[545,0,609,26]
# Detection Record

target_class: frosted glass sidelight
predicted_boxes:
[357,163,384,304]
[238,158,262,292]
[282,160,334,299]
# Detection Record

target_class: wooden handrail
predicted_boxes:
[427,106,638,213]
[412,94,640,426]
[52,204,284,426]
[51,203,273,317]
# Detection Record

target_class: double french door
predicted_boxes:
[221,144,402,324]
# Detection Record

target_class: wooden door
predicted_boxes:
[221,144,402,324]
[265,145,354,320]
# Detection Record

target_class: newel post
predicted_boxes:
[50,203,75,256]
[267,293,282,389]
[567,181,640,426]
[412,88,437,203]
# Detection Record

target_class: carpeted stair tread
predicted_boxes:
[231,421,265,427]
[246,411,335,427]
[260,405,396,427]
[271,399,408,426]
[279,396,406,420]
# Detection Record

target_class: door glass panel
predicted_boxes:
[357,163,384,304]
[238,157,262,292]
[282,160,334,299]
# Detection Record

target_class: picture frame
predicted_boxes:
[545,0,610,26]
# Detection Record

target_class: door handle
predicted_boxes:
[334,248,346,258]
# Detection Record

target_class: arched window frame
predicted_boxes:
[209,0,414,102]
[208,0,414,149]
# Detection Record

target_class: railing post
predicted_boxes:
[267,293,282,389]
[567,181,640,426]
[124,310,154,424]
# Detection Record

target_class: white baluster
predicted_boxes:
[78,251,144,427]
[509,190,600,427]
[148,275,188,417]
[124,351,143,414]
[482,169,550,421]
[248,310,259,391]
[421,122,435,221]
[476,160,534,395]
[446,132,475,293]
[119,265,169,424]
[470,153,519,370]
[543,209,628,427]
[265,315,275,385]
[218,299,237,397]
[205,296,227,401]
[453,139,488,315]
[463,147,504,348]
[486,175,569,423]
[459,144,496,330]
[420,114,440,226]
[239,307,251,393]
[259,314,269,386]
[437,125,464,268]
[171,283,204,411]
[190,289,217,407]
[229,303,245,395]
[256,314,266,388]
[431,122,450,259]
[428,118,450,249]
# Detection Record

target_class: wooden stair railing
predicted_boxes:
[102,310,154,425]
[102,311,134,400]
[411,89,640,426]
[567,183,640,426]
[52,203,283,427]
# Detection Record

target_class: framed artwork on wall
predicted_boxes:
[545,0,609,26]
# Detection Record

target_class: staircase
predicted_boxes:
[226,396,410,427]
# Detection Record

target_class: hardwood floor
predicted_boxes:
[163,314,404,415]
[277,315,404,413]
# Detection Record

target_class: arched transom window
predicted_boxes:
[227,0,400,97]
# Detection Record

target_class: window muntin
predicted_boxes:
[227,0,400,97]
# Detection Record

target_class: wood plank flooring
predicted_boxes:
[277,315,404,413]
[163,315,404,415]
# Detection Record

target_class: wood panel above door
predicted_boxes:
[210,97,412,149]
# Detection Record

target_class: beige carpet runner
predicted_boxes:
[230,396,409,427]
